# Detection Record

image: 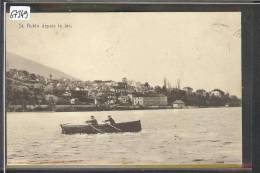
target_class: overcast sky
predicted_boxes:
[6,12,241,97]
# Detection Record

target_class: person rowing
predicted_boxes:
[104,115,116,125]
[104,115,121,132]
[85,115,98,126]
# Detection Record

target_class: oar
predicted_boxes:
[107,123,122,132]
[88,124,104,133]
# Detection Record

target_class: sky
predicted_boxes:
[6,12,241,97]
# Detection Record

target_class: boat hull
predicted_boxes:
[60,120,142,134]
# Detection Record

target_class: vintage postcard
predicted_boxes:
[6,11,242,166]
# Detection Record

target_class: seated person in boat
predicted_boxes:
[104,115,116,125]
[85,116,98,126]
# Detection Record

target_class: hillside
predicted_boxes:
[6,52,77,80]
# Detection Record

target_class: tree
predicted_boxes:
[45,94,58,110]
[196,89,206,96]
[144,82,150,88]
[15,85,30,111]
[154,86,162,93]
[33,83,45,105]
[122,77,127,83]
[229,95,241,107]
[44,84,54,94]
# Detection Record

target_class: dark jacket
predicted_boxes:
[86,119,98,126]
[104,117,116,125]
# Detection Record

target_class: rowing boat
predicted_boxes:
[60,120,142,134]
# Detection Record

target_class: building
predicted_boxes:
[132,93,167,106]
[132,94,144,105]
[172,100,185,109]
[118,95,130,104]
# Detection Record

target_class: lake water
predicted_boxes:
[7,107,242,166]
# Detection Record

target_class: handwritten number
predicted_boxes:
[10,10,29,20]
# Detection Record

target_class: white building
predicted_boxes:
[172,100,185,109]
[132,93,167,106]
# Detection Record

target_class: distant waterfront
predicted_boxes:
[7,69,241,114]
[6,104,241,112]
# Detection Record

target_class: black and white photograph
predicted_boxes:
[6,12,242,166]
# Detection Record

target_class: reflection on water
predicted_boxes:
[7,107,242,165]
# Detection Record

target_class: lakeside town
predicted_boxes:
[6,68,241,112]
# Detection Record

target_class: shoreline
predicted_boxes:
[6,105,240,113]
